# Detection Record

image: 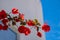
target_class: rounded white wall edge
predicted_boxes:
[0,0,46,40]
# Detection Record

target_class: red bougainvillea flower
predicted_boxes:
[19,14,24,20]
[0,24,3,30]
[2,25,8,30]
[0,10,7,19]
[24,27,31,35]
[37,32,42,37]
[42,24,50,32]
[18,26,25,33]
[12,8,19,14]
[14,18,20,22]
[18,26,31,35]
[2,19,9,25]
[27,20,34,26]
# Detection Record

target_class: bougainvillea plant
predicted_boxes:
[0,8,50,38]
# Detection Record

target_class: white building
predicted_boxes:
[0,0,45,40]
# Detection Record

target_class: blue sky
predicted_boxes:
[41,0,60,40]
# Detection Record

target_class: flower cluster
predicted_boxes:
[0,10,8,30]
[18,26,31,35]
[0,8,50,38]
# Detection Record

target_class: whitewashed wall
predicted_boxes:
[0,0,45,40]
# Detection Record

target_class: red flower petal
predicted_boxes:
[2,19,9,25]
[14,18,20,22]
[42,24,50,32]
[19,14,24,20]
[24,27,31,35]
[0,10,7,19]
[18,26,25,33]
[18,26,31,35]
[12,8,19,14]
[25,31,29,35]
[27,20,34,26]
[37,32,42,37]
[0,24,3,30]
[2,25,8,30]
[0,12,2,19]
